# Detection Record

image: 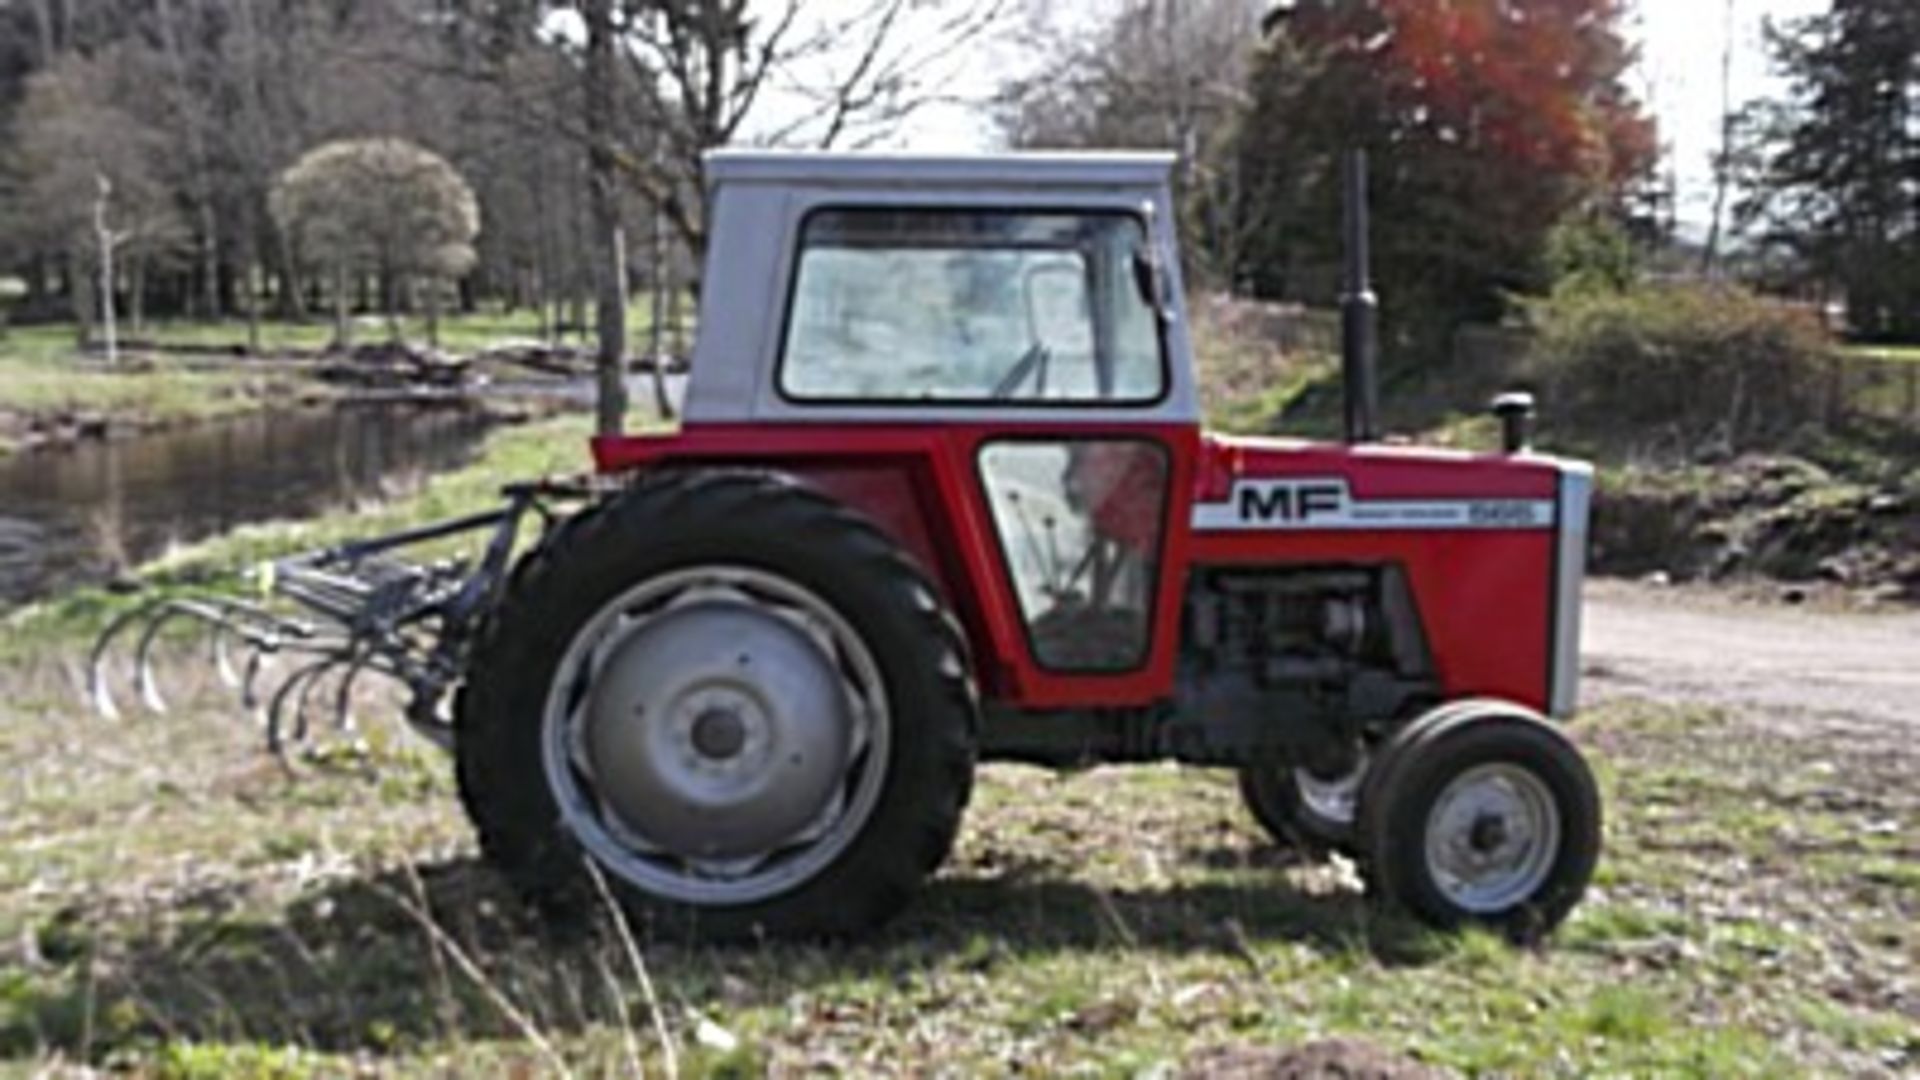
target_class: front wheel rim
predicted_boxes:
[541,564,891,907]
[1422,762,1561,914]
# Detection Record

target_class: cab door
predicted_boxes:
[767,199,1202,706]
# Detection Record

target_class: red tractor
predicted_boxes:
[96,150,1600,941]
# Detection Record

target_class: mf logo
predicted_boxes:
[1192,477,1556,532]
[1237,480,1349,524]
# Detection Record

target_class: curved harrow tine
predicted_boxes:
[132,601,220,715]
[81,479,588,763]
[89,598,164,720]
[90,595,321,720]
[329,649,396,739]
[266,656,342,758]
[207,598,301,690]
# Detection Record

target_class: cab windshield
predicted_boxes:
[778,208,1165,404]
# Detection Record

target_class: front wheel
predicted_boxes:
[456,471,978,940]
[1358,701,1601,936]
[1237,753,1367,857]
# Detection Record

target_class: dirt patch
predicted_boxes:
[1185,1039,1451,1078]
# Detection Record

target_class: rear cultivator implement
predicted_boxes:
[88,480,594,758]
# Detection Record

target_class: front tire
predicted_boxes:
[1237,756,1366,857]
[456,471,977,940]
[1359,701,1600,936]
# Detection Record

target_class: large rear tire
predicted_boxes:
[456,471,977,940]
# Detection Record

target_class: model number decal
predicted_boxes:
[1194,479,1555,532]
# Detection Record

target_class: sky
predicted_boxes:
[1634,0,1829,230]
[765,0,1833,233]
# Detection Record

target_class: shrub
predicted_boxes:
[1544,216,1639,295]
[1529,282,1832,455]
[1190,294,1337,435]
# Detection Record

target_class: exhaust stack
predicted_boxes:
[1340,148,1381,444]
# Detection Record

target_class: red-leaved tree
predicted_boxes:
[1229,0,1657,354]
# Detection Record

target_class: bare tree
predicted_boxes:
[584,0,630,434]
[11,48,188,348]
[996,0,1263,287]
[1701,0,1738,277]
[153,0,223,319]
[93,174,119,364]
[607,0,1010,259]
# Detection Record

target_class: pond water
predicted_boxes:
[0,405,498,609]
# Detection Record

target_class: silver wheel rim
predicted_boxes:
[1293,752,1367,827]
[541,564,891,907]
[1422,763,1561,914]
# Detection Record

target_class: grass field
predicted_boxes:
[0,324,311,454]
[0,302,678,454]
[1,420,1913,1076]
[1846,343,1920,365]
[1,300,677,360]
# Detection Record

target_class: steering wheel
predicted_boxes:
[989,342,1051,400]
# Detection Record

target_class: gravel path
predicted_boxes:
[1582,580,1920,740]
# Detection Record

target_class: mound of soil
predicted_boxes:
[318,341,471,388]
[1183,1038,1450,1079]
[1593,454,1920,600]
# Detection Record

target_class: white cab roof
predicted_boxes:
[705,150,1179,190]
[685,148,1199,425]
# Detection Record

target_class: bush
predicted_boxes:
[1545,216,1639,294]
[1530,283,1832,455]
[1190,294,1337,435]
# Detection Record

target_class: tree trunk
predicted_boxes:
[425,277,441,348]
[276,233,307,320]
[243,258,261,355]
[198,206,222,321]
[24,255,48,314]
[647,197,675,418]
[94,176,118,367]
[129,254,145,338]
[382,267,401,343]
[1699,0,1737,278]
[69,253,94,350]
[331,263,352,350]
[157,0,223,321]
[584,0,629,435]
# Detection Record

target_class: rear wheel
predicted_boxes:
[457,471,977,940]
[1358,700,1600,936]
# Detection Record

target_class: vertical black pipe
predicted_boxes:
[1340,148,1381,443]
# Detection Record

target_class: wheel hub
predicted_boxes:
[1468,813,1509,853]
[1423,763,1561,913]
[580,598,854,861]
[691,707,748,760]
